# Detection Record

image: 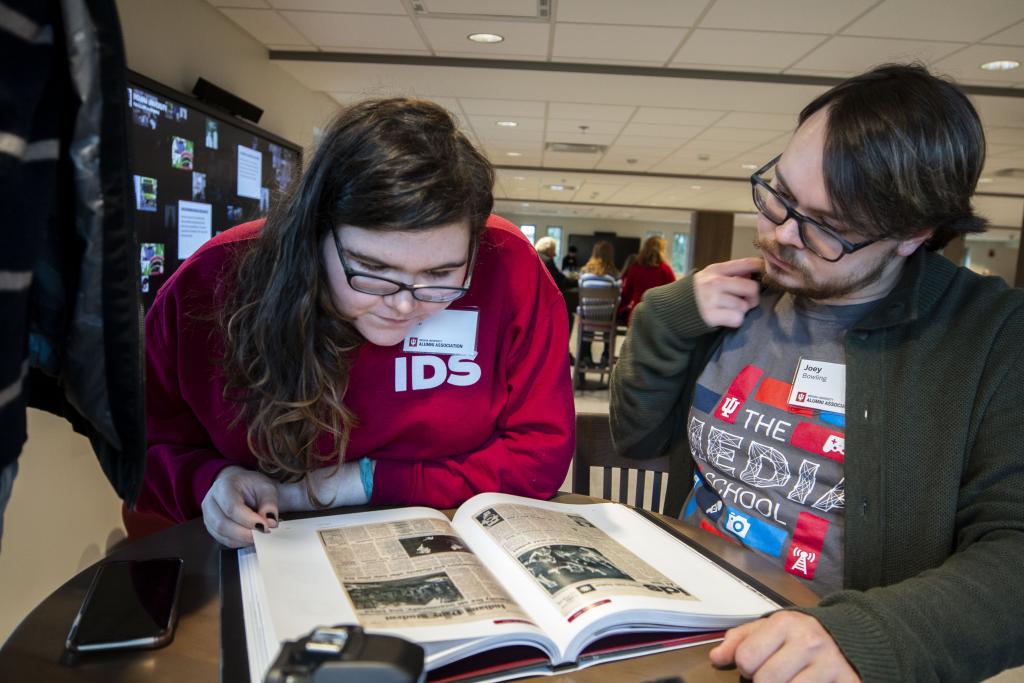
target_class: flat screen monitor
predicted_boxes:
[126,71,302,308]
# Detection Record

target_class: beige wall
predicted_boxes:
[116,0,338,150]
[0,0,341,646]
[967,241,1019,285]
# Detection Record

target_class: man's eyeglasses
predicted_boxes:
[331,230,477,303]
[750,155,876,262]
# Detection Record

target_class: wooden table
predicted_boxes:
[0,494,820,682]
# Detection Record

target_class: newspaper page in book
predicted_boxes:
[472,503,695,620]
[318,516,532,629]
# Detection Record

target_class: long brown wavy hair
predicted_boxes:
[581,241,618,277]
[219,98,494,505]
[637,235,667,267]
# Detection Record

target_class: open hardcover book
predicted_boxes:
[238,492,784,683]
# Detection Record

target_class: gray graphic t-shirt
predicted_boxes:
[683,292,876,596]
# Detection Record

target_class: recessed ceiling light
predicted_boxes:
[978,177,994,184]
[513,175,525,180]
[741,163,759,170]
[468,33,504,44]
[495,120,518,127]
[549,184,565,191]
[506,152,523,157]
[980,60,1020,71]
[690,185,702,190]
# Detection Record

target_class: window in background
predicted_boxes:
[520,224,536,244]
[546,226,562,260]
[671,232,689,275]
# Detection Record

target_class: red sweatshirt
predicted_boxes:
[137,215,574,522]
[618,262,676,323]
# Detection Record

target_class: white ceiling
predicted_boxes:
[207,0,1024,229]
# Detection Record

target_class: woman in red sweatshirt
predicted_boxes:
[135,98,574,547]
[617,235,676,325]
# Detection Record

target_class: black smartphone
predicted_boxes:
[65,557,184,652]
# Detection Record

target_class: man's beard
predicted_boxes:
[753,238,897,301]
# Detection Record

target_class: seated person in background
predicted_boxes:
[578,241,619,367]
[535,236,574,294]
[560,244,579,273]
[610,64,1024,682]
[618,236,674,325]
[135,98,574,548]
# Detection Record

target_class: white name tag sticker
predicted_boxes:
[403,309,479,356]
[788,358,846,414]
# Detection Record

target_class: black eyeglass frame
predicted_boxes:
[749,155,877,263]
[331,229,478,303]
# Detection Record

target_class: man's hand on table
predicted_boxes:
[710,611,860,682]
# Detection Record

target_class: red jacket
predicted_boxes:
[137,215,574,522]
[619,262,676,323]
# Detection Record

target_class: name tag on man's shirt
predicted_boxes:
[403,309,479,356]
[788,358,846,414]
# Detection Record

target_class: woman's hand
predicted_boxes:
[201,466,280,547]
[693,257,763,328]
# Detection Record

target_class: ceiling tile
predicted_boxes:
[620,122,705,139]
[208,0,268,6]
[632,107,726,126]
[790,36,965,74]
[281,11,426,49]
[552,23,685,64]
[844,0,1024,43]
[672,29,828,70]
[556,0,704,27]
[266,0,405,12]
[458,98,547,117]
[983,20,1024,46]
[418,17,551,57]
[548,102,636,122]
[715,111,797,131]
[696,127,784,144]
[220,8,310,45]
[543,132,618,145]
[700,0,877,33]
[546,119,625,135]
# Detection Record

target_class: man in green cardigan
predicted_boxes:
[610,64,1024,682]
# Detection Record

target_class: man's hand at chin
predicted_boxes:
[709,611,860,683]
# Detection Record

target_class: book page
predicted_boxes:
[316,516,530,630]
[470,503,695,620]
[453,493,781,661]
[253,506,559,670]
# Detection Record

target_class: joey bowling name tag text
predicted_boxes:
[403,308,479,356]
[788,358,846,414]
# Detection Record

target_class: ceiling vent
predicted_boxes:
[545,142,607,154]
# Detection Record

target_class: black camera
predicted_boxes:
[264,625,425,683]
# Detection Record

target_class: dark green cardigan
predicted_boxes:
[610,248,1024,682]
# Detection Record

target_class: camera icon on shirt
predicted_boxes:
[726,512,751,539]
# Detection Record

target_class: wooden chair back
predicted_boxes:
[572,412,671,513]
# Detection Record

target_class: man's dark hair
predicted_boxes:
[799,63,987,250]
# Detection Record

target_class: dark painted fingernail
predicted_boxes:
[266,512,277,521]
[255,522,265,533]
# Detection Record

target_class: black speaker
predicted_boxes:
[192,78,263,124]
